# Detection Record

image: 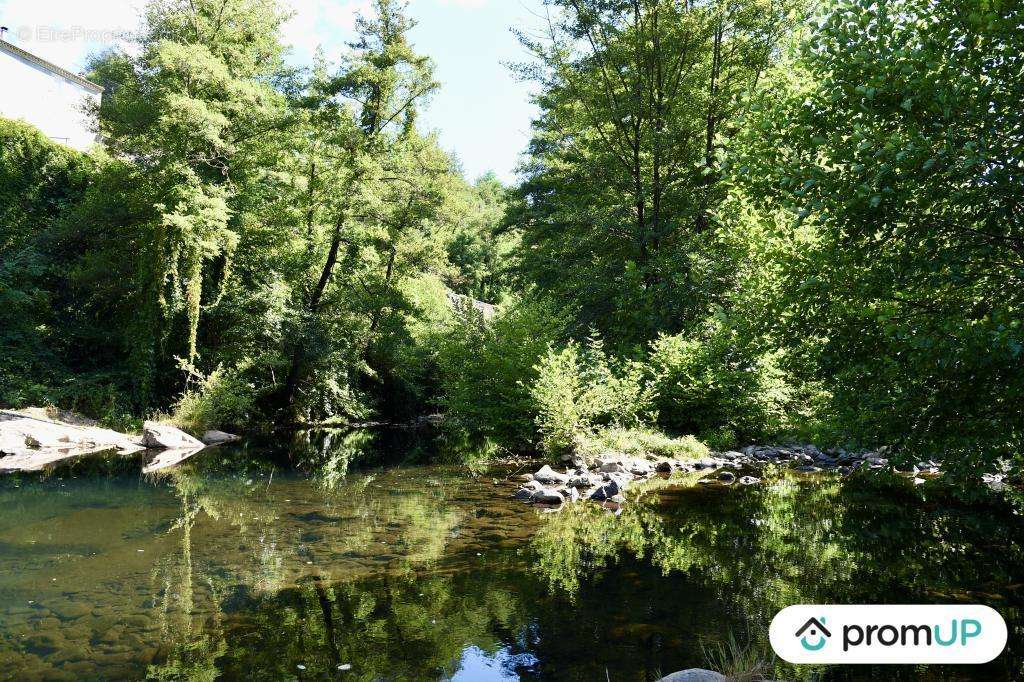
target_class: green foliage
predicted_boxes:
[648,319,796,444]
[577,427,708,460]
[513,0,807,346]
[735,0,1024,474]
[169,364,256,435]
[531,338,655,456]
[433,298,565,453]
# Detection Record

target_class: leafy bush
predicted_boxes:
[170,364,256,435]
[433,297,566,453]
[531,337,655,456]
[648,319,796,444]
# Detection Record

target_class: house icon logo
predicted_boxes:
[795,616,831,651]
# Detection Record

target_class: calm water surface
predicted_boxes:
[1,435,1023,680]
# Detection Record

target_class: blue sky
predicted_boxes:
[0,0,545,183]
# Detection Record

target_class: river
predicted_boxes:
[1,431,1022,680]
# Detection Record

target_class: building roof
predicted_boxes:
[0,38,103,93]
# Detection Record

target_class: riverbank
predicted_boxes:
[513,442,944,509]
[0,408,238,474]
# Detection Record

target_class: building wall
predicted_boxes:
[0,46,101,151]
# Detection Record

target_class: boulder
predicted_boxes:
[513,487,535,501]
[0,410,145,472]
[738,476,761,485]
[531,488,565,505]
[533,465,568,485]
[658,670,726,682]
[600,462,626,473]
[717,471,736,483]
[201,430,240,446]
[655,460,673,473]
[589,480,621,501]
[142,422,203,449]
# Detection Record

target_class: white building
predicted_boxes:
[0,35,103,151]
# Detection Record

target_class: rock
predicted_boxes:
[600,462,626,473]
[717,471,736,482]
[531,488,565,505]
[794,465,822,473]
[142,421,203,449]
[567,474,596,489]
[513,487,535,501]
[738,476,761,485]
[201,430,240,446]
[533,465,568,485]
[589,480,621,501]
[658,669,726,682]
[0,410,145,472]
[655,460,672,473]
[720,451,743,460]
[563,487,581,503]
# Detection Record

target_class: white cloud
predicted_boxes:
[280,0,370,64]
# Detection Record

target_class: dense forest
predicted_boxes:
[1,0,1021,484]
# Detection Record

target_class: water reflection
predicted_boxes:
[0,442,1023,680]
[531,469,1024,680]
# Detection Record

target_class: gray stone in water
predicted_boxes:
[567,474,596,489]
[717,471,736,482]
[794,465,822,473]
[589,480,621,501]
[533,465,568,485]
[201,429,240,446]
[655,460,672,473]
[513,487,535,501]
[600,462,626,473]
[739,475,761,485]
[720,451,743,460]
[531,488,565,505]
[142,421,203,449]
[658,669,726,682]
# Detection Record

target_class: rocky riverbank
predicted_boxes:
[0,408,238,473]
[513,443,943,508]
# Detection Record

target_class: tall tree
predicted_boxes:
[739,0,1024,472]
[88,0,288,400]
[513,0,803,345]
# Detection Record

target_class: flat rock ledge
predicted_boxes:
[0,410,239,473]
[513,443,944,510]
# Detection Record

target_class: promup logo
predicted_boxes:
[770,605,1007,664]
[795,617,831,651]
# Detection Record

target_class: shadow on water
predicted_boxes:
[0,433,1022,680]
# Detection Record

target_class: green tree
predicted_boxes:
[738,0,1024,474]
[513,0,804,346]
[87,0,289,400]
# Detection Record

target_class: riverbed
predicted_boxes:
[1,436,1022,680]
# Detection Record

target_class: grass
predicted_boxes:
[702,632,776,682]
[577,426,710,460]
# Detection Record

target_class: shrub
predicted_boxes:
[531,337,655,456]
[648,319,796,444]
[433,297,566,453]
[170,364,255,435]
